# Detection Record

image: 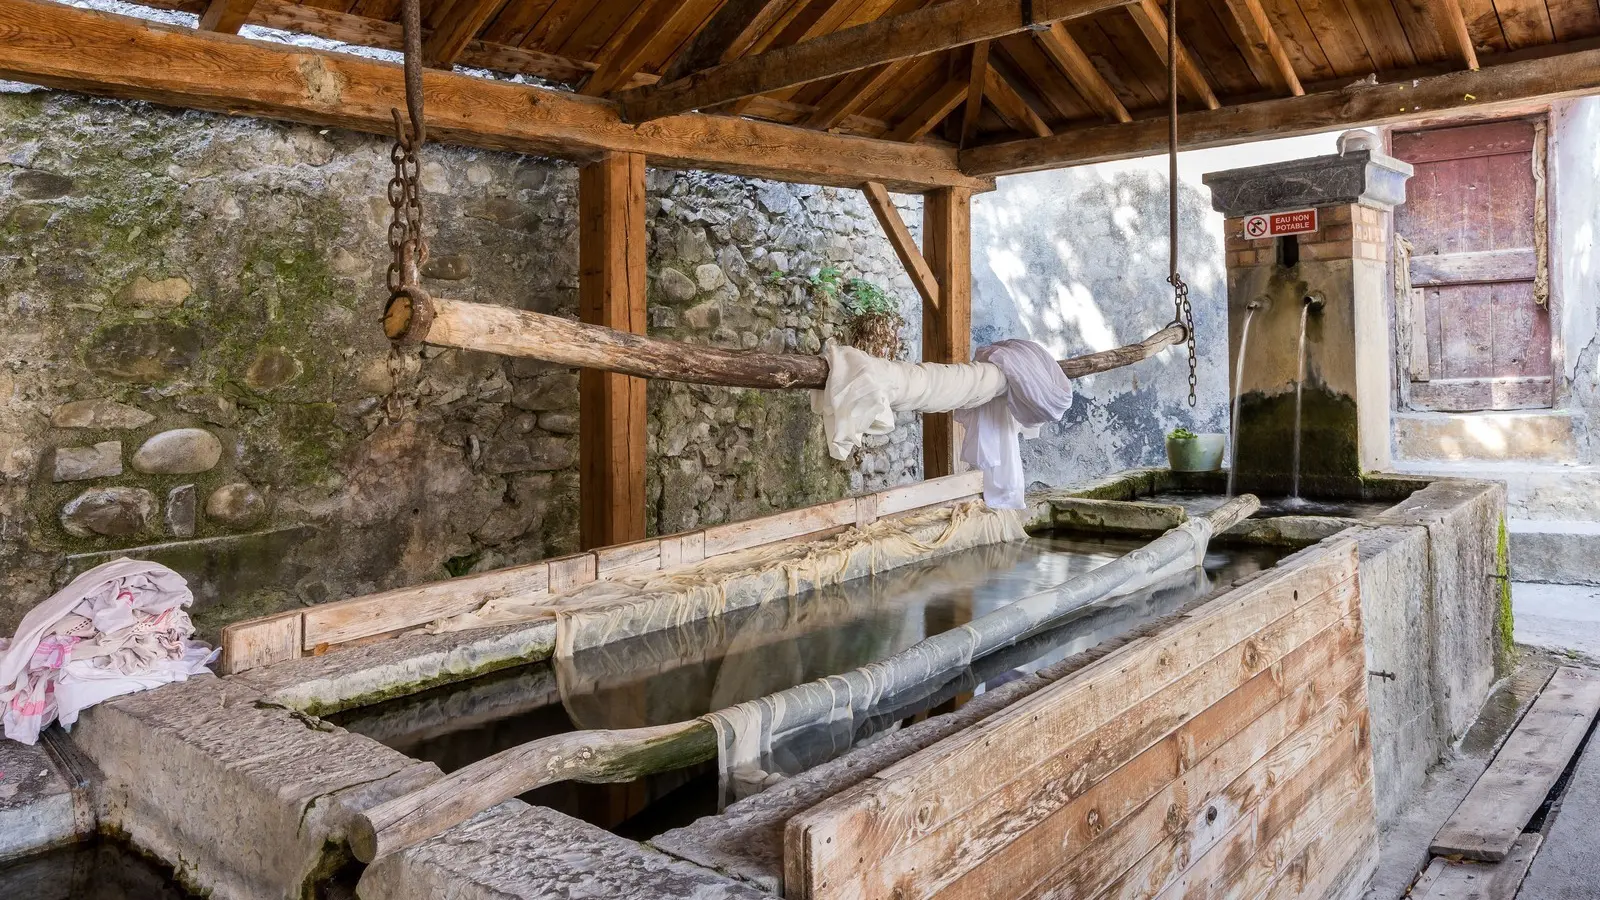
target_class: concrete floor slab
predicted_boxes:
[1517,669,1600,899]
[1513,582,1600,663]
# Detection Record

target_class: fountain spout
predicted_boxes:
[1227,297,1267,497]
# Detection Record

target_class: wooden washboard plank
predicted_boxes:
[1432,667,1600,861]
[785,539,1375,900]
[1414,833,1543,900]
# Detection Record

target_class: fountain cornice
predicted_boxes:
[1202,149,1414,217]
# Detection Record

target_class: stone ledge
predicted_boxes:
[0,738,87,863]
[1202,149,1413,216]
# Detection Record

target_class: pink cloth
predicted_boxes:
[0,559,214,744]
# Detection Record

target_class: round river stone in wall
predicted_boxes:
[206,482,266,528]
[60,487,156,537]
[132,429,223,475]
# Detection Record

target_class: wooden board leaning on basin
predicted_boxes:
[785,538,1376,900]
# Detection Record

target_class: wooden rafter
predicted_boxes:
[983,63,1053,137]
[889,78,969,142]
[661,0,791,81]
[961,44,1600,175]
[198,0,257,34]
[861,181,940,308]
[617,0,1134,122]
[582,0,708,97]
[960,41,992,145]
[1034,22,1131,123]
[805,61,907,130]
[0,0,988,192]
[726,0,862,116]
[1125,0,1220,110]
[1427,0,1480,70]
[1217,0,1303,96]
[423,0,509,68]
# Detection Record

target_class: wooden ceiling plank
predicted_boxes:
[804,60,907,128]
[1543,0,1600,41]
[424,0,510,67]
[1393,0,1455,62]
[888,78,969,141]
[1455,0,1510,51]
[198,0,259,34]
[1427,0,1481,67]
[1259,0,1337,79]
[861,181,940,308]
[1125,0,1222,108]
[1331,0,1418,70]
[0,0,987,192]
[962,41,1600,175]
[1037,20,1136,117]
[583,0,708,96]
[1291,0,1377,75]
[992,33,1090,122]
[1495,0,1558,46]
[960,40,992,144]
[660,0,792,80]
[617,0,1137,122]
[982,62,1055,135]
[725,0,868,115]
[478,0,555,45]
[1218,0,1304,92]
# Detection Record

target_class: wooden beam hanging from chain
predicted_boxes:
[616,0,1134,123]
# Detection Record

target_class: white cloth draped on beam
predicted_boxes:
[812,339,1073,509]
[0,559,215,745]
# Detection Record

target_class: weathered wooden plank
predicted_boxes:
[1432,667,1600,860]
[593,538,663,576]
[1217,0,1303,94]
[219,609,303,674]
[301,561,550,650]
[700,498,858,558]
[874,471,985,515]
[1124,0,1222,110]
[1034,22,1133,122]
[423,0,507,67]
[198,0,258,34]
[546,552,598,593]
[616,0,1135,122]
[921,186,972,478]
[1426,0,1481,69]
[0,0,986,194]
[1408,376,1552,411]
[581,0,709,96]
[578,151,649,550]
[961,46,1600,175]
[787,542,1360,899]
[1409,248,1538,285]
[862,181,940,309]
[1414,833,1543,900]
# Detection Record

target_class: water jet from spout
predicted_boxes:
[1227,301,1261,498]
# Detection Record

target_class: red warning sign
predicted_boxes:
[1242,208,1318,239]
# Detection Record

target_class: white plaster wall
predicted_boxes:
[972,134,1339,488]
[1555,97,1600,453]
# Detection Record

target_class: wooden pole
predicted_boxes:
[349,494,1261,862]
[579,152,649,549]
[921,186,973,478]
[384,294,1186,390]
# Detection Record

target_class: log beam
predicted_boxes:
[862,181,940,309]
[921,187,973,479]
[578,152,649,550]
[0,0,987,193]
[1035,23,1132,123]
[616,0,1134,122]
[382,296,1184,389]
[960,44,1600,175]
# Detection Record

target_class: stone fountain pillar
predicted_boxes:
[1202,143,1413,494]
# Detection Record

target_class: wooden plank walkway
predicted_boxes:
[1412,833,1542,900]
[1431,667,1600,861]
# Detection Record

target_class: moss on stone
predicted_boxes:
[1233,385,1360,492]
[1495,516,1517,675]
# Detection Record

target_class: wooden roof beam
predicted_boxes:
[889,78,969,142]
[661,0,793,81]
[198,0,257,34]
[805,61,907,130]
[1217,0,1303,95]
[961,45,1600,175]
[423,0,509,68]
[582,0,708,97]
[617,0,1134,122]
[960,41,992,145]
[1125,0,1220,110]
[1428,0,1480,70]
[0,0,987,193]
[861,181,940,308]
[983,63,1053,137]
[1034,22,1132,122]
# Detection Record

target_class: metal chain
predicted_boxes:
[386,0,428,303]
[1165,0,1197,407]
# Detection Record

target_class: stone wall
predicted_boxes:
[0,88,923,637]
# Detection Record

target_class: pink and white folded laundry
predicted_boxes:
[0,559,215,745]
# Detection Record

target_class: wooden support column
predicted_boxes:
[921,186,973,479]
[579,151,648,550]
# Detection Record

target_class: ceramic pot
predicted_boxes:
[1166,433,1226,472]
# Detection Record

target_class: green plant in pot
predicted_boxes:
[1165,427,1226,472]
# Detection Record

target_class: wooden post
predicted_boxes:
[579,151,648,550]
[921,186,973,478]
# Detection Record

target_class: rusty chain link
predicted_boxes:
[385,0,429,318]
[1165,0,1197,407]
